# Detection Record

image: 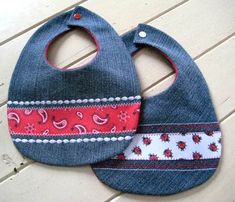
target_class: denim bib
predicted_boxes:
[93,24,222,195]
[7,7,141,166]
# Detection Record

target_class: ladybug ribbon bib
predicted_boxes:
[92,24,222,195]
[7,7,141,166]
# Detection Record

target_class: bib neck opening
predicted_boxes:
[45,26,99,71]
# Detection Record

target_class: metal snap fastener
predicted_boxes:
[139,31,147,38]
[73,13,81,20]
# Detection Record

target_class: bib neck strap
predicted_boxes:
[122,24,217,123]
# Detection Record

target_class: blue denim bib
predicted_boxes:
[7,7,141,166]
[92,24,222,195]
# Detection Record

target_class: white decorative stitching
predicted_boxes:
[7,102,140,110]
[7,96,141,105]
[12,136,132,144]
[10,129,136,136]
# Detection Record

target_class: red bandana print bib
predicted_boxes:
[7,7,141,166]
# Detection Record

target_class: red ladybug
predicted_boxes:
[149,154,158,160]
[117,153,126,160]
[209,143,218,152]
[177,141,187,151]
[143,137,152,146]
[132,146,142,155]
[193,152,202,160]
[163,148,173,158]
[193,134,202,144]
[160,133,170,142]
[206,131,214,136]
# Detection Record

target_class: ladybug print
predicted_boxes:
[177,141,187,151]
[209,142,218,152]
[117,153,126,160]
[193,152,202,160]
[218,137,222,144]
[149,154,158,160]
[205,131,214,136]
[143,137,152,146]
[192,134,202,144]
[163,148,173,158]
[132,146,142,155]
[160,133,170,142]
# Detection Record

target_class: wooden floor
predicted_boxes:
[0,0,235,201]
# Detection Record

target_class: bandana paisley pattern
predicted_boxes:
[7,103,140,136]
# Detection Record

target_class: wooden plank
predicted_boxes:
[0,106,27,180]
[109,113,235,202]
[0,0,85,45]
[144,37,235,120]
[0,0,185,105]
[0,164,118,202]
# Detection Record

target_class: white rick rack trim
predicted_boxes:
[116,131,222,160]
[12,136,132,144]
[7,95,141,105]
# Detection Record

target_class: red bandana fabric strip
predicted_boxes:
[7,103,140,136]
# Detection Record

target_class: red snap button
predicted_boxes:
[73,13,81,20]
